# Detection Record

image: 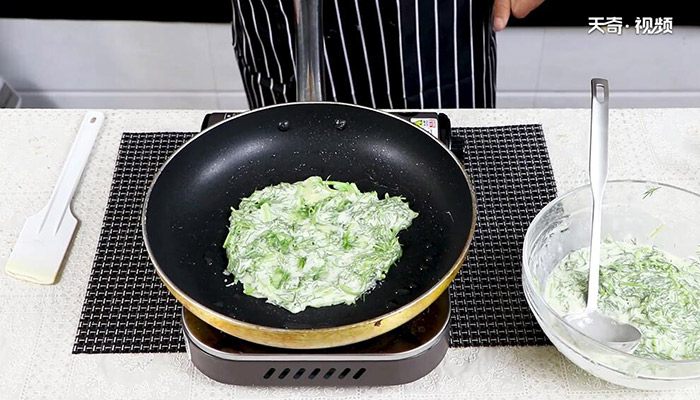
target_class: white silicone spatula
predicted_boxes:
[5,111,105,284]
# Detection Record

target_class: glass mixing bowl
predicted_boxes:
[522,180,700,390]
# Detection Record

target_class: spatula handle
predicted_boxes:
[41,112,104,234]
[294,0,323,101]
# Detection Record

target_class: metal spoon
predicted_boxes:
[564,78,642,353]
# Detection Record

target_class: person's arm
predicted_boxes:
[493,0,545,31]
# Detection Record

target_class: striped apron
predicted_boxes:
[231,0,496,109]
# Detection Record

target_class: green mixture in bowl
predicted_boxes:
[545,239,700,360]
[223,176,418,313]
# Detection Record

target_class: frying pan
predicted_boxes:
[141,0,476,349]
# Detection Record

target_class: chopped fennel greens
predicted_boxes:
[545,239,700,360]
[223,176,418,313]
[642,186,661,199]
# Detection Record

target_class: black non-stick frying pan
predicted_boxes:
[142,102,475,349]
[142,0,475,349]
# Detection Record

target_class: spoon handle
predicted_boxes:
[587,78,609,313]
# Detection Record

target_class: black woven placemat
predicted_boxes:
[448,126,555,346]
[73,125,555,354]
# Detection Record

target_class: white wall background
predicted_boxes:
[1,18,699,109]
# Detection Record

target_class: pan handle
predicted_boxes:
[294,0,324,102]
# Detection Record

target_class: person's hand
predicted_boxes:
[493,0,545,31]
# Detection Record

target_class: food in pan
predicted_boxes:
[223,176,418,313]
[545,238,700,360]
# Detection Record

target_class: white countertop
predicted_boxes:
[1,108,699,399]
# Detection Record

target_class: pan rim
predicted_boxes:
[141,101,477,346]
